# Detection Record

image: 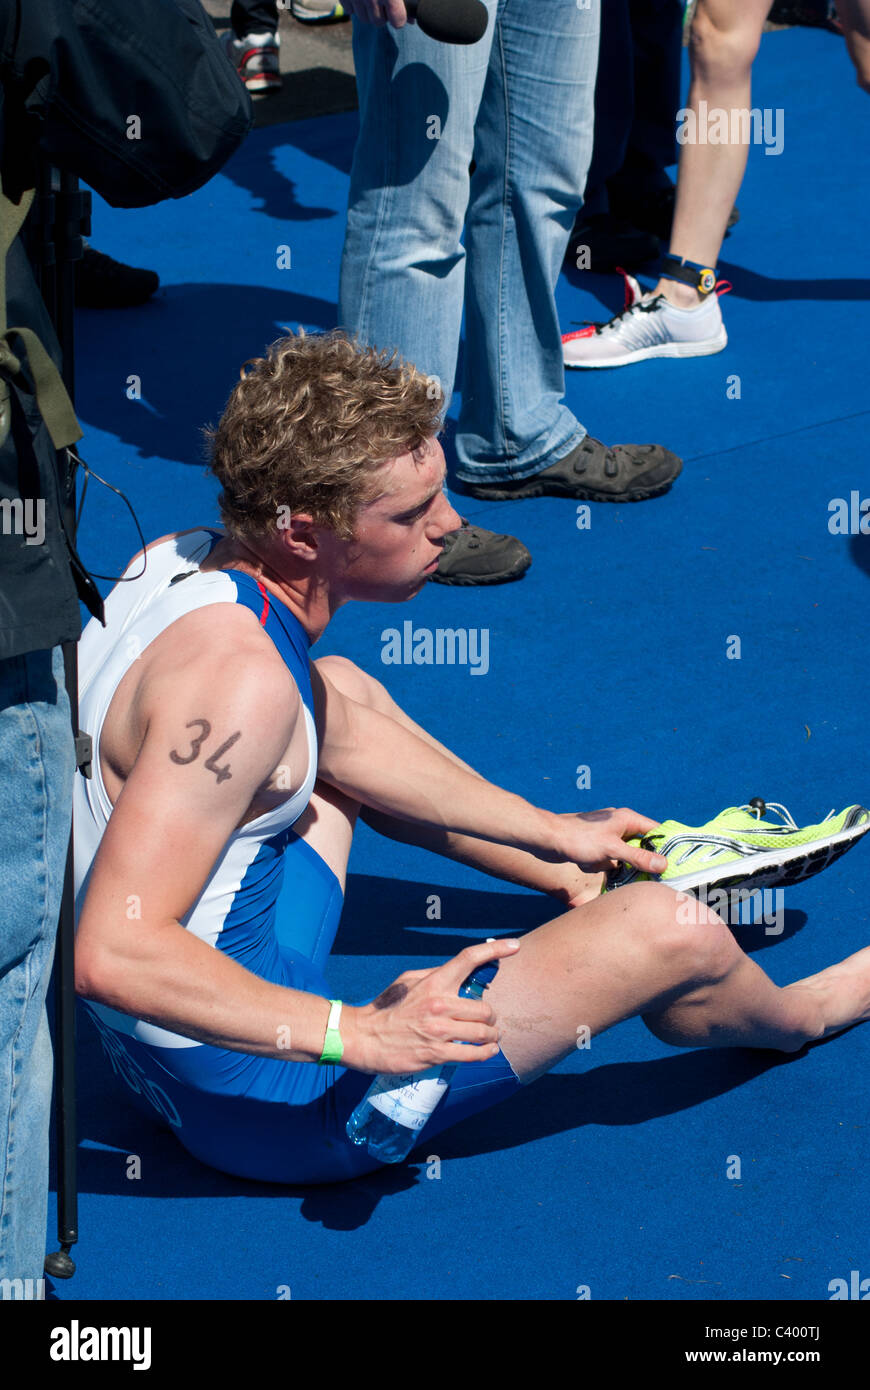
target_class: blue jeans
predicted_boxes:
[339,0,600,483]
[0,647,74,1284]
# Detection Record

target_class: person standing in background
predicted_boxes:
[338,0,683,587]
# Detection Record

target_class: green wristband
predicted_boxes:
[318,999,344,1065]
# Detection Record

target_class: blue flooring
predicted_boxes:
[51,24,870,1300]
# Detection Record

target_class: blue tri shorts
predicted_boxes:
[85,832,522,1184]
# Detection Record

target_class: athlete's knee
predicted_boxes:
[676,892,742,984]
[690,3,762,83]
[315,654,392,710]
[631,882,739,984]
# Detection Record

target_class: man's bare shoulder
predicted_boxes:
[141,601,298,716]
[121,612,304,816]
[105,602,299,795]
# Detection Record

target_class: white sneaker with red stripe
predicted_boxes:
[223,30,281,97]
[563,273,729,369]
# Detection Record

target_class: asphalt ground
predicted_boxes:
[202,1,358,125]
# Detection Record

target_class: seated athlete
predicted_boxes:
[74,330,870,1185]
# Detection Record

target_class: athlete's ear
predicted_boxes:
[276,512,320,562]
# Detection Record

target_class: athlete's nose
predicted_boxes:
[433,487,462,539]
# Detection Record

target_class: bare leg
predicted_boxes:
[291,776,358,893]
[478,882,870,1083]
[653,0,771,308]
[301,660,870,1084]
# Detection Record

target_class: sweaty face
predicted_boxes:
[335,438,462,602]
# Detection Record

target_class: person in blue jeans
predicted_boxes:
[0,651,75,1288]
[339,0,683,586]
[0,0,252,1290]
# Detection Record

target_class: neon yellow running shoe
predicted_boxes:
[606,798,870,895]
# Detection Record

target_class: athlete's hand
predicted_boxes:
[552,807,668,877]
[342,938,519,1075]
[342,0,414,27]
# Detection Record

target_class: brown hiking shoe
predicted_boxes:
[430,519,532,586]
[461,436,682,502]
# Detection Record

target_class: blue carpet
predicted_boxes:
[51,24,870,1301]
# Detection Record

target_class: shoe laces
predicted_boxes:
[739,800,835,829]
[591,294,664,336]
[639,800,835,863]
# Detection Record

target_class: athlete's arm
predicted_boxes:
[74,645,509,1072]
[361,805,606,908]
[325,675,604,905]
[312,665,668,876]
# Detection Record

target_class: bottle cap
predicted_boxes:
[463,961,499,992]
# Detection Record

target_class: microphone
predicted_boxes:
[405,0,489,45]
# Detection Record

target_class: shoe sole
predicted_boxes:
[429,556,531,586]
[245,81,281,96]
[564,328,728,370]
[463,473,679,503]
[612,821,870,896]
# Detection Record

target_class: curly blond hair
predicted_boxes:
[204,329,445,541]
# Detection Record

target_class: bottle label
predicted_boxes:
[366,1070,449,1131]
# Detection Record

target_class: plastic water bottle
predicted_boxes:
[346,961,498,1162]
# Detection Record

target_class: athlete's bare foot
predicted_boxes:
[784,944,870,1042]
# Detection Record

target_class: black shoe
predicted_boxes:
[430,519,532,585]
[461,436,682,503]
[566,212,661,273]
[610,184,739,243]
[767,0,842,31]
[75,245,160,309]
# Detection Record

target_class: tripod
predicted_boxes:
[28,163,92,1282]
